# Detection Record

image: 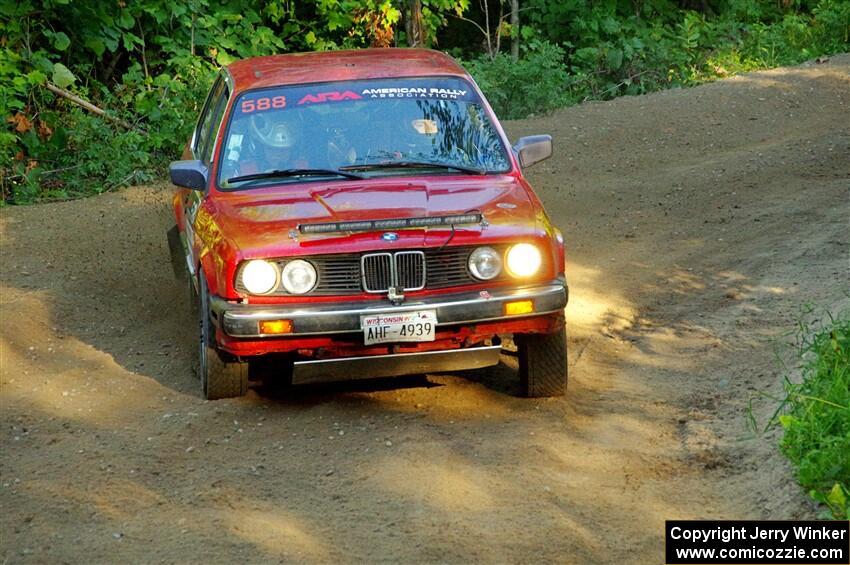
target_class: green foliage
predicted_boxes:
[0,0,467,203]
[458,0,849,119]
[1,0,848,201]
[414,0,470,46]
[779,315,850,519]
[461,40,569,118]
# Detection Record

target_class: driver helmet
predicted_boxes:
[250,112,298,149]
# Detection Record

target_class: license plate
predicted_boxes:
[360,310,437,345]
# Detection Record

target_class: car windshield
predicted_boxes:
[217,77,511,189]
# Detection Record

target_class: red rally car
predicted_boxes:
[167,48,568,400]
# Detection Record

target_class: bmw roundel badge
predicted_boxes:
[381,232,399,242]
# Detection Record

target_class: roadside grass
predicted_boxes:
[770,311,850,519]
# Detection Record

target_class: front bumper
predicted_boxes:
[210,282,568,338]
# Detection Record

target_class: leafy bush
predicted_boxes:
[779,315,850,519]
[1,0,848,201]
[461,40,570,119]
[0,0,464,203]
[735,0,850,66]
[461,0,848,121]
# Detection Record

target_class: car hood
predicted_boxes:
[210,176,540,257]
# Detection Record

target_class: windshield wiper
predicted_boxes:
[226,168,364,184]
[339,161,486,175]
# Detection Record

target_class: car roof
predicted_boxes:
[226,48,470,93]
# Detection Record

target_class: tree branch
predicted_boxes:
[43,82,145,134]
[449,15,491,44]
[582,69,659,101]
[138,20,151,90]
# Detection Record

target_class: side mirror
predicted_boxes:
[169,160,208,191]
[513,135,553,168]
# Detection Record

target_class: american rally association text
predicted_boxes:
[669,525,849,544]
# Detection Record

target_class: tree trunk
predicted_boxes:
[510,0,520,62]
[483,0,492,58]
[407,0,425,47]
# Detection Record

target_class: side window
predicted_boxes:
[200,85,229,164]
[193,77,224,158]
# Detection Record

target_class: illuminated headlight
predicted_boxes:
[280,259,317,294]
[468,246,503,280]
[506,243,542,278]
[241,260,279,294]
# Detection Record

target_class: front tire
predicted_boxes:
[516,322,568,398]
[198,272,248,399]
[167,225,187,281]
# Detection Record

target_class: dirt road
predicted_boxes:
[1,56,848,564]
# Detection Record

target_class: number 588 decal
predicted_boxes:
[241,96,286,113]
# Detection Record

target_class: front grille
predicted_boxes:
[395,251,426,291]
[425,246,477,288]
[362,251,425,293]
[361,253,393,293]
[236,246,510,296]
[313,255,361,294]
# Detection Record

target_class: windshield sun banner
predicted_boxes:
[236,77,479,114]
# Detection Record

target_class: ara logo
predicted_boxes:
[381,232,399,242]
[297,91,363,105]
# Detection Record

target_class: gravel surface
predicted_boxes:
[1,55,848,564]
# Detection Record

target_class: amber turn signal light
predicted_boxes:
[259,320,293,334]
[504,300,534,316]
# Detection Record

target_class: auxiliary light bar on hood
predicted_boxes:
[298,213,483,234]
